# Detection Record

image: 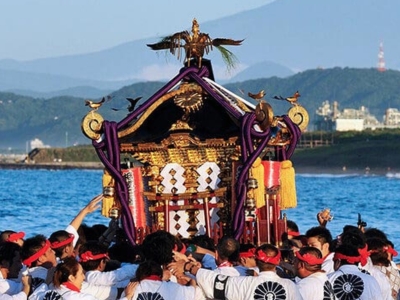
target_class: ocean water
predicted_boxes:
[1,169,399,261]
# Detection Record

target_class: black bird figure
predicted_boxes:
[126,97,142,112]
[111,97,142,113]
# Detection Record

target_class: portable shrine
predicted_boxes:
[81,19,309,247]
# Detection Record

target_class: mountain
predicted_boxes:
[6,86,113,100]
[0,0,399,96]
[228,61,294,83]
[0,68,133,95]
[1,67,400,150]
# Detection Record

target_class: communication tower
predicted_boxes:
[377,41,386,72]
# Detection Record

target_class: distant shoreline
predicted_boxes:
[0,162,394,177]
[0,162,103,170]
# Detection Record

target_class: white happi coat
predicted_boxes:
[54,285,99,300]
[0,273,22,296]
[214,266,246,277]
[322,252,335,275]
[132,279,205,300]
[359,258,392,300]
[328,264,381,300]
[0,292,27,300]
[196,268,303,300]
[23,266,49,300]
[85,263,138,288]
[81,281,118,300]
[296,271,334,300]
[374,263,400,300]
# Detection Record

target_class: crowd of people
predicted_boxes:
[1,194,399,299]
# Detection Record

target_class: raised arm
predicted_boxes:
[69,194,103,231]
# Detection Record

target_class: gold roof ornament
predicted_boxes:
[147,18,243,69]
[84,96,111,111]
[81,111,104,140]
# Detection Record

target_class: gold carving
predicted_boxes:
[81,111,104,140]
[288,105,309,132]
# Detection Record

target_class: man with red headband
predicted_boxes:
[294,246,335,299]
[236,243,258,276]
[340,225,392,300]
[305,226,335,274]
[168,243,303,299]
[78,241,138,289]
[20,235,57,300]
[49,231,75,261]
[0,231,25,247]
[328,244,381,299]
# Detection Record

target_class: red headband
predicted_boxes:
[287,231,300,237]
[334,252,361,264]
[22,240,51,267]
[358,245,369,266]
[173,243,187,254]
[51,234,74,249]
[255,249,281,265]
[6,231,25,242]
[384,246,398,257]
[79,251,109,262]
[334,246,369,266]
[240,248,256,258]
[295,251,324,265]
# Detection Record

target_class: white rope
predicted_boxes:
[202,77,256,110]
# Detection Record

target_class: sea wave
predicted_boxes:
[297,173,361,178]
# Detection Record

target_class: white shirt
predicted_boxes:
[132,279,205,300]
[322,252,335,274]
[24,266,49,300]
[328,264,381,300]
[361,263,392,300]
[54,285,99,300]
[0,276,22,296]
[0,292,27,300]
[213,266,243,276]
[81,281,118,300]
[296,271,334,300]
[196,268,303,300]
[65,224,79,248]
[85,263,138,288]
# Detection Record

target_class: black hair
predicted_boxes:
[21,234,47,268]
[364,228,388,242]
[108,242,144,264]
[0,230,17,243]
[191,234,216,252]
[334,244,360,265]
[49,230,72,258]
[135,260,163,281]
[216,236,240,263]
[297,246,323,271]
[78,241,108,271]
[141,230,174,265]
[367,237,390,267]
[0,242,21,266]
[305,226,333,245]
[53,257,80,288]
[255,244,279,271]
[286,220,299,232]
[340,227,366,249]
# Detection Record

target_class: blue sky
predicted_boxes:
[0,0,272,61]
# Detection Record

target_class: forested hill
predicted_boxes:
[1,67,400,149]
